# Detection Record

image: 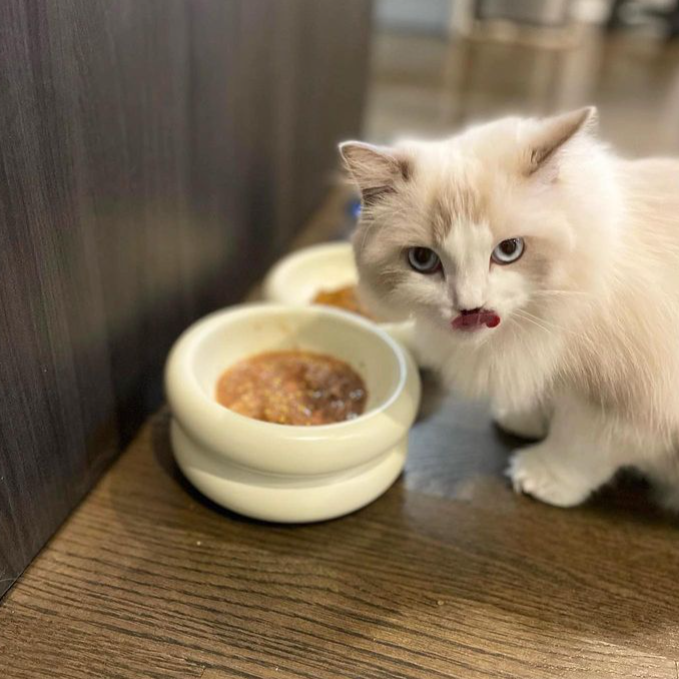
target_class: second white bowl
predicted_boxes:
[262,242,418,349]
[263,241,359,306]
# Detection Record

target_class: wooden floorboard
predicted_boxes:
[2,387,678,678]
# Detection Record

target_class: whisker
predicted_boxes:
[532,289,592,299]
[513,310,557,337]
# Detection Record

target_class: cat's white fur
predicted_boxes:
[340,108,679,509]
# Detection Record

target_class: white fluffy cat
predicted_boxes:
[340,107,679,510]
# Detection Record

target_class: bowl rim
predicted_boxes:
[166,302,408,436]
[263,241,355,305]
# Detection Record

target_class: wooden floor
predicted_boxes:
[4,30,679,679]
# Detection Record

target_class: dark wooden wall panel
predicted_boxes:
[0,0,122,583]
[296,1,373,220]
[0,0,372,596]
[187,1,244,315]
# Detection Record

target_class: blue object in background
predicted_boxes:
[348,198,362,220]
[335,196,362,241]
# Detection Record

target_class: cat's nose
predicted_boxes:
[452,278,486,312]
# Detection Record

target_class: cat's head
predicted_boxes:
[340,108,619,342]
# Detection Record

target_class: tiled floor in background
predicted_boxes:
[365,29,679,156]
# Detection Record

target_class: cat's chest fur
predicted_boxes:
[417,317,565,410]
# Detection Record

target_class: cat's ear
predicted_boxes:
[527,107,597,176]
[339,141,411,203]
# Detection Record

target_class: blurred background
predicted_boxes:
[2,0,679,598]
[367,0,679,154]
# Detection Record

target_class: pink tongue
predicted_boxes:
[452,311,501,330]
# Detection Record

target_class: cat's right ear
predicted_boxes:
[526,107,597,177]
[339,142,411,204]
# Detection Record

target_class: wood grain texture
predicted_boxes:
[1,399,678,679]
[0,0,371,596]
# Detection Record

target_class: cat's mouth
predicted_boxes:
[451,309,501,332]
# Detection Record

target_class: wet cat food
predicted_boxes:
[216,350,367,425]
[312,285,372,319]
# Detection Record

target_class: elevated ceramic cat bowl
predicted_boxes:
[263,242,357,306]
[262,242,414,345]
[165,304,421,523]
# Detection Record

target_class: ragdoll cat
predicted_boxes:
[340,107,679,510]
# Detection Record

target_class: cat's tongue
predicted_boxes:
[451,310,501,331]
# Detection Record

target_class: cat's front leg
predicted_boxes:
[507,394,624,507]
[493,401,550,440]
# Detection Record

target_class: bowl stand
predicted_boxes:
[171,420,407,523]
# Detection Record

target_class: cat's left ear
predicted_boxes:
[339,141,411,204]
[526,107,597,177]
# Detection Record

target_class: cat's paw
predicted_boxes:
[507,444,591,507]
[493,406,548,440]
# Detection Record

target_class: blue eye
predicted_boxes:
[492,238,525,264]
[407,247,441,274]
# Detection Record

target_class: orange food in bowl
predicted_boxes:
[312,285,372,319]
[216,350,367,426]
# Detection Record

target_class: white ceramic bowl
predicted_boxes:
[165,304,421,523]
[263,241,415,345]
[263,241,358,305]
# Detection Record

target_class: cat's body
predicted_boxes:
[340,108,679,509]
